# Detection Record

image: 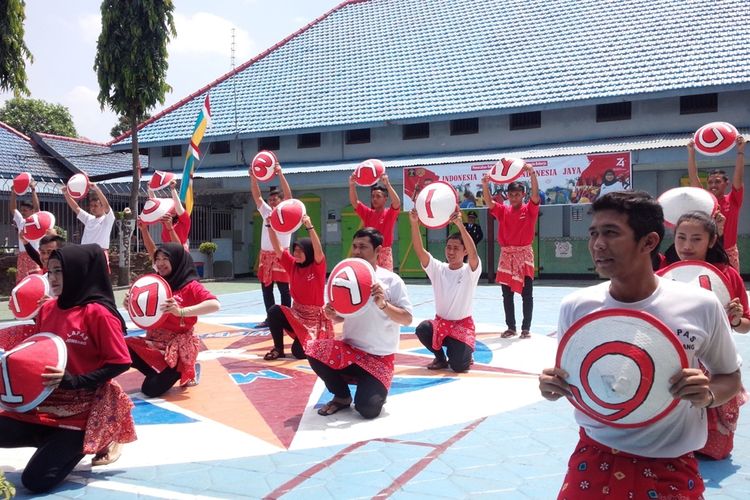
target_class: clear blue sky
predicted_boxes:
[0,0,344,142]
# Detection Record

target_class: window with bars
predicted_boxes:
[209,141,230,154]
[345,128,371,144]
[450,118,479,135]
[258,136,280,151]
[161,145,182,157]
[402,122,430,140]
[297,132,321,148]
[680,93,718,115]
[509,111,541,130]
[596,102,632,122]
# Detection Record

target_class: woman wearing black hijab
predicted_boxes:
[125,243,220,397]
[263,215,332,360]
[0,244,135,493]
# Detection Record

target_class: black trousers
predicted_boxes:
[308,357,388,419]
[261,281,291,318]
[0,416,84,493]
[414,320,473,372]
[501,276,534,331]
[128,346,182,397]
[267,304,306,359]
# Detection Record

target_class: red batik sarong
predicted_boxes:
[429,316,475,351]
[496,245,534,294]
[558,429,704,499]
[306,338,395,390]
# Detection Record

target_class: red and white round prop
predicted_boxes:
[693,122,739,156]
[66,173,90,200]
[139,198,176,225]
[22,211,56,242]
[326,258,376,317]
[414,180,459,229]
[488,157,525,184]
[126,274,173,330]
[557,309,688,428]
[353,159,386,187]
[656,260,732,308]
[250,151,278,182]
[148,170,175,191]
[13,172,32,196]
[657,187,718,228]
[0,333,67,413]
[8,274,50,321]
[269,198,306,235]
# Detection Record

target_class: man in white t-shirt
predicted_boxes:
[9,180,41,282]
[250,162,292,328]
[538,191,741,499]
[63,181,115,263]
[409,209,481,372]
[306,227,413,419]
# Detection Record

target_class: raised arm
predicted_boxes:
[408,208,430,268]
[267,221,284,258]
[138,219,156,259]
[249,171,264,209]
[160,215,181,244]
[525,163,540,204]
[381,173,401,210]
[276,163,292,200]
[687,140,704,188]
[481,174,497,209]
[302,214,324,264]
[733,136,745,190]
[8,189,16,216]
[61,184,82,214]
[30,180,40,212]
[451,211,479,271]
[170,179,186,216]
[348,173,359,209]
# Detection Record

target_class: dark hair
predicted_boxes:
[447,232,468,262]
[268,188,282,199]
[591,191,664,258]
[507,181,525,193]
[292,238,315,267]
[353,227,383,249]
[708,169,729,182]
[665,210,729,265]
[19,200,33,209]
[40,234,65,247]
[371,185,388,195]
[88,193,101,204]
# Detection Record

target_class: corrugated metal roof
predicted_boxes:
[115,0,750,147]
[34,133,148,180]
[103,130,747,188]
[0,122,70,181]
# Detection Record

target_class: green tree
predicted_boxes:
[94,0,176,284]
[0,97,77,137]
[0,0,33,95]
[110,112,150,139]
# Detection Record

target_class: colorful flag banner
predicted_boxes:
[179,94,211,214]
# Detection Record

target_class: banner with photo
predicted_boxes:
[402,152,632,209]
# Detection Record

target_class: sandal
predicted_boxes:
[92,442,122,466]
[263,348,286,361]
[520,330,531,339]
[317,398,351,416]
[501,329,517,338]
[426,358,449,370]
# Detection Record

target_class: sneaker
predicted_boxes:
[184,363,201,387]
[253,321,269,329]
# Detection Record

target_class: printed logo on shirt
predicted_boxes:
[66,330,89,346]
[675,328,696,351]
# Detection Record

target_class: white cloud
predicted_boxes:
[170,12,256,61]
[63,86,118,142]
[78,14,101,44]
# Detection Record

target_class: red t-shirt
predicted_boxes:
[716,262,750,320]
[280,250,327,306]
[717,186,743,248]
[489,200,540,246]
[36,301,131,375]
[355,201,399,247]
[155,280,217,333]
[161,211,191,245]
